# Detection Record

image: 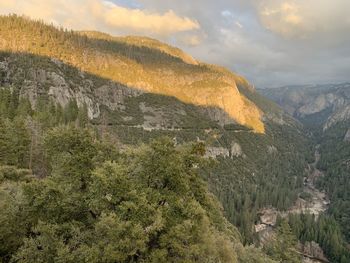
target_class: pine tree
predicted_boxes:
[265,220,301,263]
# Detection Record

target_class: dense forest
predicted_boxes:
[0,88,279,262]
[287,213,350,262]
[0,14,313,246]
[317,121,350,248]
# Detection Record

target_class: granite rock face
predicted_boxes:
[260,83,350,130]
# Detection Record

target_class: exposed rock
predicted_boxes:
[1,19,267,133]
[231,142,243,157]
[303,258,324,263]
[267,145,278,154]
[299,241,329,263]
[200,106,236,126]
[205,147,230,159]
[258,208,278,227]
[47,77,100,119]
[298,94,335,116]
[95,83,140,112]
[345,129,350,142]
[324,105,350,130]
[255,224,268,233]
[139,102,167,131]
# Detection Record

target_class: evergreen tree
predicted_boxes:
[265,220,301,263]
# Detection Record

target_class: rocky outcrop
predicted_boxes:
[345,129,350,142]
[205,143,244,159]
[325,105,350,130]
[205,147,230,159]
[300,241,329,263]
[258,208,278,227]
[231,142,243,157]
[0,55,144,120]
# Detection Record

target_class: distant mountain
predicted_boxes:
[260,83,350,130]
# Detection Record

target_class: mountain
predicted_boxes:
[0,15,320,262]
[0,15,264,133]
[260,83,350,131]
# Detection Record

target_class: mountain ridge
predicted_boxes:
[0,14,264,132]
[259,83,350,130]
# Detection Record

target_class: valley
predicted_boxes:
[256,146,330,262]
[289,146,329,218]
[0,15,349,263]
[262,85,350,262]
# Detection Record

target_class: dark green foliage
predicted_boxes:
[0,132,243,262]
[63,100,79,124]
[207,122,310,244]
[264,220,301,263]
[0,87,89,172]
[0,117,31,168]
[77,103,89,128]
[288,213,350,262]
[0,89,278,262]
[316,121,350,243]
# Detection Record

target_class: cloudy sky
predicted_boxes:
[1,0,350,87]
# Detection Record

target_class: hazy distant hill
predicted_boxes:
[260,83,350,130]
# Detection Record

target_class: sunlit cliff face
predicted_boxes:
[0,16,265,133]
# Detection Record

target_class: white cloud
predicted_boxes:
[102,7,199,35]
[0,0,200,37]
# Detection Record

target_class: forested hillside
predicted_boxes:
[262,85,350,262]
[0,15,320,262]
[0,88,280,262]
